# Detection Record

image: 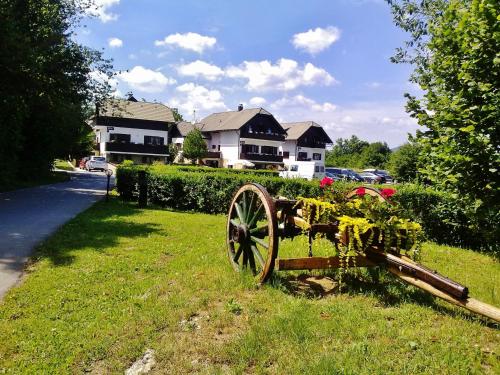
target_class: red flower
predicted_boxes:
[380,188,396,198]
[356,187,366,196]
[320,177,334,188]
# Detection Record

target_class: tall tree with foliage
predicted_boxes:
[386,140,422,182]
[358,142,391,168]
[0,0,112,186]
[182,129,207,164]
[325,135,369,167]
[388,0,499,246]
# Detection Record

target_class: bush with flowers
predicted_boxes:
[297,177,423,260]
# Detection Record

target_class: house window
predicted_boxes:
[109,133,131,143]
[218,145,220,151]
[212,145,216,150]
[242,144,259,154]
[298,151,308,160]
[261,145,277,155]
[144,136,164,146]
[315,166,320,173]
[290,165,299,172]
[283,151,290,159]
[313,153,321,160]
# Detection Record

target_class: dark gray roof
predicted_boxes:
[99,99,175,122]
[282,121,333,143]
[199,108,273,132]
[173,121,211,139]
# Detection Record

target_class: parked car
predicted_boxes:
[85,156,107,172]
[359,172,382,184]
[279,161,325,180]
[325,171,344,181]
[363,169,394,184]
[325,168,364,182]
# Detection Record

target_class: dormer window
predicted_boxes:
[248,125,253,133]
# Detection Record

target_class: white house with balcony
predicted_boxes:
[279,121,333,166]
[92,96,175,164]
[171,106,287,168]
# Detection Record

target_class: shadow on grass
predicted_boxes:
[29,198,164,267]
[270,268,497,326]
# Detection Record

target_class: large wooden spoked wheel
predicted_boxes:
[227,183,278,283]
[346,186,389,203]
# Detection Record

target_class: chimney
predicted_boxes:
[237,103,243,111]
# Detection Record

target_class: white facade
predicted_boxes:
[279,141,326,165]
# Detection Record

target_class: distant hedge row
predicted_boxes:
[116,164,489,249]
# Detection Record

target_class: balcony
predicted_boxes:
[205,151,221,159]
[105,142,168,155]
[239,153,283,163]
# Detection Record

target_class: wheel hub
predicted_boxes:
[232,224,249,244]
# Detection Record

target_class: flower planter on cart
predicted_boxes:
[226,183,500,322]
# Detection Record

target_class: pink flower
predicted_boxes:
[320,177,334,188]
[380,188,396,198]
[356,187,366,196]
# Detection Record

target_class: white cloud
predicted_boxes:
[226,58,336,92]
[108,37,123,48]
[272,95,337,113]
[249,97,267,106]
[117,66,176,93]
[272,100,418,147]
[128,53,137,60]
[89,70,120,97]
[177,60,224,81]
[87,0,120,23]
[366,81,381,88]
[169,83,226,117]
[292,26,341,55]
[155,32,217,53]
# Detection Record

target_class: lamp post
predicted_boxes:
[106,168,113,201]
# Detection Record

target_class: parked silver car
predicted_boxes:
[85,156,107,172]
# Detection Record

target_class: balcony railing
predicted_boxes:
[205,151,221,159]
[105,142,168,155]
[239,153,283,163]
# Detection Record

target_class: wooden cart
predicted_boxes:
[226,183,500,322]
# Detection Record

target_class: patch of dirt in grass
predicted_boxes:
[281,275,340,298]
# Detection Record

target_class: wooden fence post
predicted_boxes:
[138,170,147,208]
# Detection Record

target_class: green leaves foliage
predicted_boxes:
[388,0,499,246]
[182,129,208,163]
[0,0,113,186]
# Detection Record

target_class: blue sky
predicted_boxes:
[78,0,420,147]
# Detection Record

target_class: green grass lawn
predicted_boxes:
[54,159,75,171]
[0,199,498,374]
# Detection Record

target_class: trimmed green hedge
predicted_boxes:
[116,165,493,249]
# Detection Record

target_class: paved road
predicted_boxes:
[0,171,113,299]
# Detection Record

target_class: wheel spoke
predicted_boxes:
[248,247,256,273]
[234,202,246,224]
[240,191,248,221]
[250,244,265,267]
[249,223,269,238]
[245,191,256,222]
[251,236,269,249]
[242,245,248,267]
[233,244,243,263]
[247,203,263,228]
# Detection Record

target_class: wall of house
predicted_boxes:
[95,125,168,145]
[207,132,221,151]
[280,140,297,159]
[280,142,325,164]
[219,131,240,166]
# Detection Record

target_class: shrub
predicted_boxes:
[116,165,496,250]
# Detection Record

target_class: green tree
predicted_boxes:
[325,135,369,167]
[358,142,391,169]
[0,0,112,186]
[172,108,184,122]
[388,0,499,245]
[182,129,207,164]
[386,140,422,182]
